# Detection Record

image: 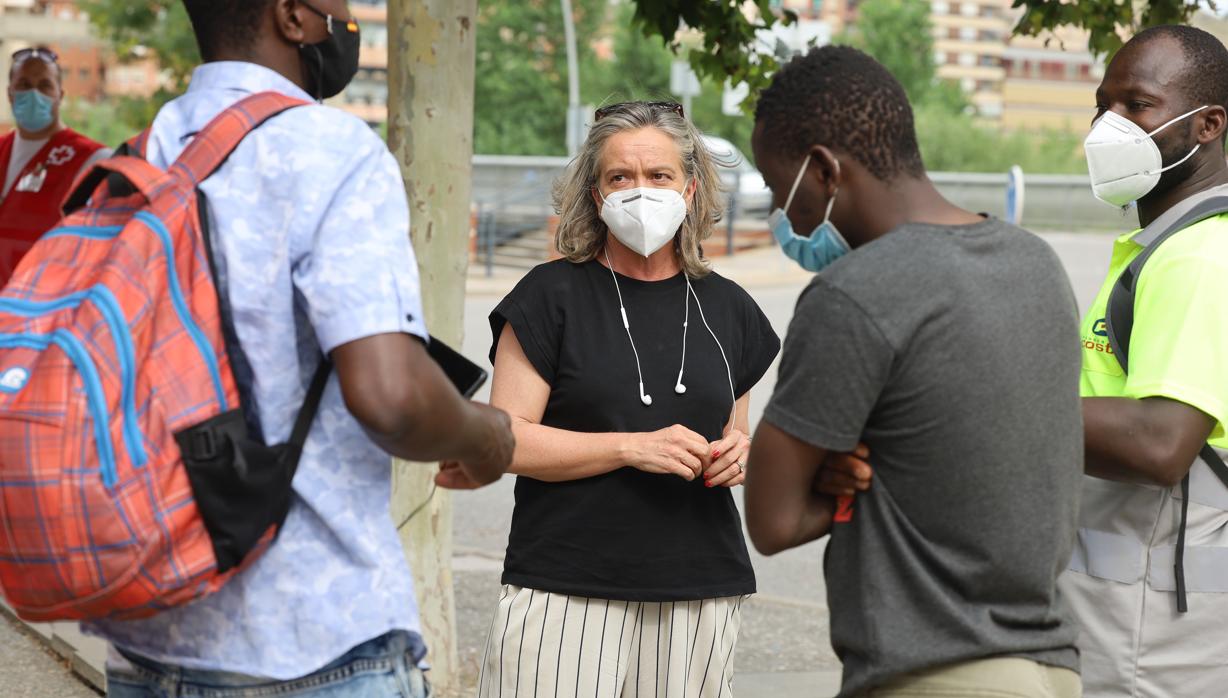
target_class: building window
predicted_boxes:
[960,26,977,41]
[959,52,976,66]
[979,55,997,67]
[961,2,978,17]
[933,1,950,14]
[1041,61,1064,80]
[363,22,388,48]
[935,51,947,65]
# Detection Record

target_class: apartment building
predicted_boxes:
[772,0,858,37]
[930,0,1011,117]
[1000,28,1100,132]
[341,0,391,125]
[771,0,1104,129]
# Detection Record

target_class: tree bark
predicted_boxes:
[387,1,478,694]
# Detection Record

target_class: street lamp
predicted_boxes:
[561,0,583,155]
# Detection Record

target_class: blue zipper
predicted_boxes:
[0,330,118,488]
[133,212,228,412]
[42,225,123,241]
[89,286,145,466]
[0,288,147,467]
[43,216,229,413]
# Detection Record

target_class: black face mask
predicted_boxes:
[297,0,361,100]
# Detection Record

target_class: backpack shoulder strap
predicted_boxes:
[61,94,304,215]
[169,91,310,187]
[1104,195,1228,372]
[1104,194,1228,614]
[1104,195,1228,495]
[61,127,157,215]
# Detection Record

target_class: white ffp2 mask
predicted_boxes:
[1084,106,1208,208]
[599,187,688,257]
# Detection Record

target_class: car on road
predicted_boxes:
[701,135,772,217]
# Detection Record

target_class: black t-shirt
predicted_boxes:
[489,258,780,601]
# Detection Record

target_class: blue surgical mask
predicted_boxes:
[12,90,55,132]
[767,154,850,272]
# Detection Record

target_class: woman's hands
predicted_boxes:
[622,426,753,489]
[705,429,750,488]
[624,425,711,480]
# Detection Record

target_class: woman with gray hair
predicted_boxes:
[475,101,779,697]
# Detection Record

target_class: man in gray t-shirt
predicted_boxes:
[744,47,1083,698]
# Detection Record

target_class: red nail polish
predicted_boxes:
[705,480,713,488]
[713,450,721,459]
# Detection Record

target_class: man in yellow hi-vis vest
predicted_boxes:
[1061,24,1228,697]
[776,22,1228,698]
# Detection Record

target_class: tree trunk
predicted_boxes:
[386,1,478,694]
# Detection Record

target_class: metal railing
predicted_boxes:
[471,156,1127,272]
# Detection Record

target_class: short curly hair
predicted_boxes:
[183,0,276,59]
[1127,25,1228,116]
[755,45,925,181]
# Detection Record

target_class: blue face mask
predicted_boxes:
[12,89,55,132]
[767,154,850,272]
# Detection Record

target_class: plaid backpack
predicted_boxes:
[0,92,330,622]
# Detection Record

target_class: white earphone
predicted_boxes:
[604,248,736,410]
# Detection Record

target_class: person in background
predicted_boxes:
[476,100,780,697]
[745,45,1084,698]
[0,46,110,284]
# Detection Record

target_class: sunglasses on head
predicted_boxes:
[11,47,58,64]
[594,101,685,121]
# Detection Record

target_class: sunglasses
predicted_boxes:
[11,47,58,64]
[594,101,685,121]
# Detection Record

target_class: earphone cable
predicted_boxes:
[605,248,650,403]
[689,282,738,412]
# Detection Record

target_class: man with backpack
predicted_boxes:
[64,0,513,695]
[1057,25,1228,697]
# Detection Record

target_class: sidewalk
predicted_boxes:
[0,248,833,698]
[466,244,814,297]
[3,561,843,697]
[0,609,99,697]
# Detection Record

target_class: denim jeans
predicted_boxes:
[105,631,431,697]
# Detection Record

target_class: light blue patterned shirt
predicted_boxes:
[83,62,429,679]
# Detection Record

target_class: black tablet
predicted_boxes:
[427,336,488,399]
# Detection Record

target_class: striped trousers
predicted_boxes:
[477,585,746,698]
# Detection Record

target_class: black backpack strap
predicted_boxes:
[288,359,332,458]
[1104,195,1228,373]
[1103,194,1228,614]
